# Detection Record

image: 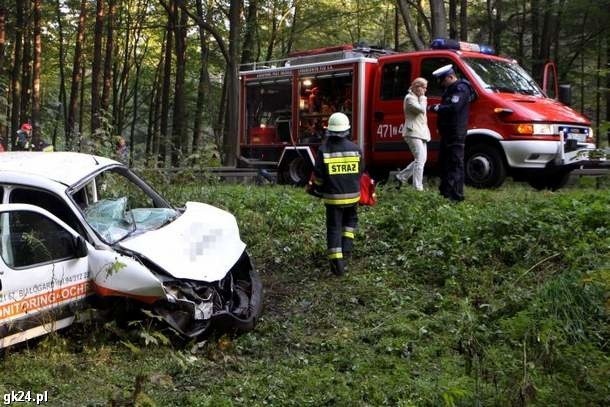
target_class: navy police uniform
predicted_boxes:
[311,122,362,276]
[431,64,474,202]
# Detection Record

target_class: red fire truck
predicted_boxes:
[238,39,595,189]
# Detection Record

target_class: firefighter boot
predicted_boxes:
[330,259,346,276]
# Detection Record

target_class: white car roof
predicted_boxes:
[0,152,119,186]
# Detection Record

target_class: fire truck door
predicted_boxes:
[371,60,412,156]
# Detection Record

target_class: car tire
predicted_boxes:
[465,144,507,188]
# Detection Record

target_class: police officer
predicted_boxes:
[310,112,362,276]
[429,64,474,202]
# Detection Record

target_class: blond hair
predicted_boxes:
[410,77,428,91]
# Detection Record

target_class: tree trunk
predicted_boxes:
[20,4,32,131]
[67,0,87,151]
[171,2,187,166]
[286,1,299,55]
[429,0,447,39]
[79,63,85,150]
[0,7,6,148]
[91,0,105,138]
[31,0,41,147]
[101,0,115,120]
[531,0,541,78]
[192,0,212,152]
[159,2,174,167]
[241,0,257,65]
[264,1,277,62]
[606,30,610,147]
[130,39,147,166]
[55,0,68,149]
[10,0,24,149]
[397,0,425,50]
[223,0,240,166]
[147,56,163,165]
[459,0,467,41]
[449,0,457,39]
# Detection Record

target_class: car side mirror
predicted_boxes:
[74,236,88,258]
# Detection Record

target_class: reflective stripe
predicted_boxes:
[342,231,355,239]
[322,151,361,159]
[328,247,343,259]
[328,252,343,260]
[323,156,360,164]
[323,196,360,205]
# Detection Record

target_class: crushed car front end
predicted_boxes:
[154,250,263,337]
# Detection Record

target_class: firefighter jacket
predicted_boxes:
[312,135,362,206]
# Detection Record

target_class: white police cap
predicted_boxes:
[432,64,454,80]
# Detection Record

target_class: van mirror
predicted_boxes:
[74,236,88,258]
[559,84,572,106]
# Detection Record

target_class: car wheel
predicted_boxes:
[465,144,507,188]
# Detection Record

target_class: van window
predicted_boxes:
[380,62,411,100]
[421,57,463,97]
[0,210,77,268]
[9,188,84,236]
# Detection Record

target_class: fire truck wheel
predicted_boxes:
[278,155,310,186]
[465,144,507,188]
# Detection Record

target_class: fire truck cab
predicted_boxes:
[238,40,595,189]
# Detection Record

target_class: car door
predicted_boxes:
[0,204,89,349]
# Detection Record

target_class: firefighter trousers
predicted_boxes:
[325,204,358,260]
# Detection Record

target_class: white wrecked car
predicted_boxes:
[0,152,262,348]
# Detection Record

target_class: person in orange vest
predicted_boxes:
[309,112,362,276]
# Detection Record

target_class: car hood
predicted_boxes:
[119,202,246,282]
[492,93,590,124]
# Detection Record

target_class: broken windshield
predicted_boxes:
[464,57,543,96]
[71,167,177,244]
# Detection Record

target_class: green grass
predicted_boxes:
[1,179,609,406]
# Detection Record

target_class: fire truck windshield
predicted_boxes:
[465,57,544,97]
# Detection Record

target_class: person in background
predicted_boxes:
[428,64,474,202]
[116,136,129,163]
[395,77,430,191]
[309,112,362,276]
[15,123,34,151]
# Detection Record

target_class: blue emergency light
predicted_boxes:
[430,38,495,55]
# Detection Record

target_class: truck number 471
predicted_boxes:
[376,123,403,138]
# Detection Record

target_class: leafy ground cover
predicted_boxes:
[1,177,608,406]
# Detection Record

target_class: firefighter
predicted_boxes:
[429,64,474,202]
[310,112,362,276]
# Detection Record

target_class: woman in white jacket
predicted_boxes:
[395,77,430,191]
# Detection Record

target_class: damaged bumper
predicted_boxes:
[154,251,263,338]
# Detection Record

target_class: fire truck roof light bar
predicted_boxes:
[430,38,495,55]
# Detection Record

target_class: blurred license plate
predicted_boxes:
[566,133,586,142]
